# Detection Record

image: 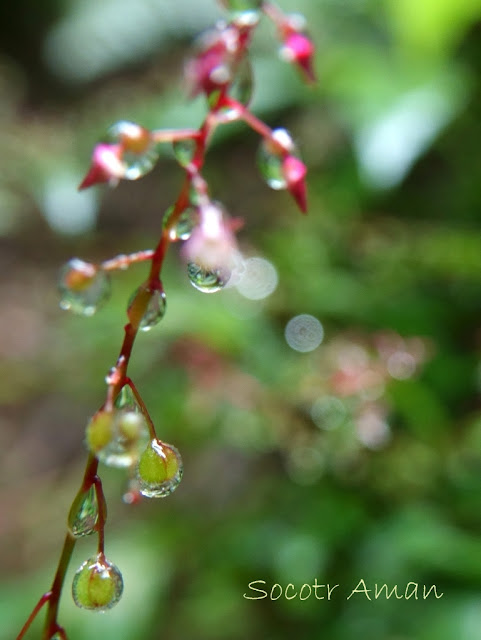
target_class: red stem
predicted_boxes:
[151,128,200,144]
[93,476,107,555]
[17,4,308,637]
[219,96,273,138]
[101,249,155,272]
[262,1,288,32]
[36,456,102,639]
[41,533,76,640]
[125,377,157,440]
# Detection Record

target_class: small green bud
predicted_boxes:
[86,411,114,454]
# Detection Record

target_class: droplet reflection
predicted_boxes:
[285,314,324,352]
[236,257,278,300]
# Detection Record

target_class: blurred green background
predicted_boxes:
[2,0,481,638]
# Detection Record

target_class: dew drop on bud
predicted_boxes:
[107,121,158,180]
[68,485,99,537]
[137,439,183,498]
[114,384,139,412]
[105,366,121,386]
[219,0,263,25]
[163,205,199,242]
[257,129,298,190]
[127,283,166,331]
[187,262,230,293]
[217,58,254,122]
[72,554,123,611]
[172,138,197,168]
[230,58,253,105]
[58,258,111,316]
[188,185,205,208]
[86,409,150,468]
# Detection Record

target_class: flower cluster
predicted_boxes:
[17,2,315,639]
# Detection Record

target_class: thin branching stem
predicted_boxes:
[16,1,313,635]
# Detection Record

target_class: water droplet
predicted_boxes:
[163,205,199,242]
[220,0,263,24]
[285,314,324,352]
[188,185,205,208]
[187,262,230,293]
[257,129,297,190]
[137,439,183,498]
[58,258,111,316]
[105,366,121,386]
[127,284,166,331]
[231,57,253,104]
[236,256,278,300]
[114,384,138,412]
[68,485,98,537]
[86,409,150,468]
[72,554,123,611]
[107,121,158,180]
[172,138,197,168]
[218,58,254,121]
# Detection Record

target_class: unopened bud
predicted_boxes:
[282,155,308,213]
[78,144,125,190]
[280,32,316,83]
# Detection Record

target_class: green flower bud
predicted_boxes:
[85,410,114,454]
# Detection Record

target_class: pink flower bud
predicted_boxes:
[78,143,125,190]
[281,32,316,83]
[282,155,308,213]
